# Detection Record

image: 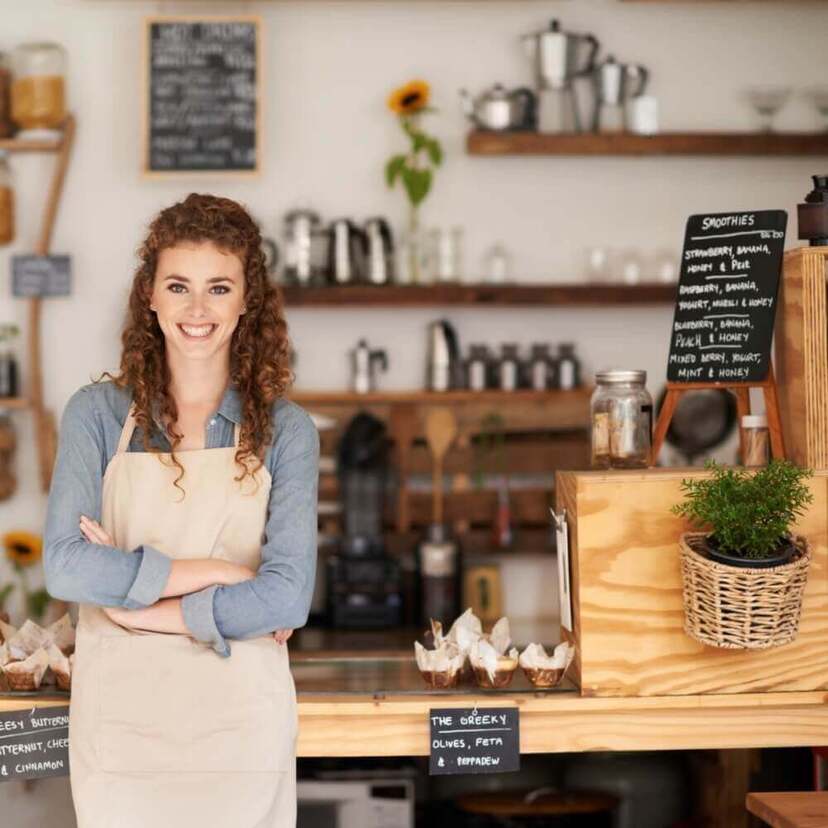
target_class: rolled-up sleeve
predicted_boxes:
[43,386,172,609]
[180,404,319,657]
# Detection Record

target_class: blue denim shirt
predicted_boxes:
[43,380,319,658]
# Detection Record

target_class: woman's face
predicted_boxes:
[149,240,246,362]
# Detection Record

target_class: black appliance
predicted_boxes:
[326,413,403,628]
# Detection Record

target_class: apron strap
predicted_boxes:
[233,421,241,448]
[116,405,138,455]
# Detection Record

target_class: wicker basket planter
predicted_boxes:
[679,532,811,650]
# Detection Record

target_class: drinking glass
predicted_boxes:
[745,86,791,132]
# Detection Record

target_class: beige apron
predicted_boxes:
[69,404,298,828]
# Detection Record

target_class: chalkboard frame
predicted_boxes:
[142,15,262,178]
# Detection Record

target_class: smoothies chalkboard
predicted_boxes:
[667,210,787,384]
[144,17,260,174]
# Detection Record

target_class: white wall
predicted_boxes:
[0,0,826,820]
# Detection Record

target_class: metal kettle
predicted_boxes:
[364,217,395,284]
[283,208,322,286]
[328,219,367,284]
[591,55,649,132]
[426,319,462,392]
[522,18,599,91]
[459,84,537,131]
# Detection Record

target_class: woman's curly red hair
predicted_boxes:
[97,193,292,495]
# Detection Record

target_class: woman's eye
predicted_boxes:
[166,284,230,295]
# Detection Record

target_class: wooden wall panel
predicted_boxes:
[556,468,828,697]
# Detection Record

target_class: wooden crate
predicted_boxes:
[556,468,828,697]
[775,246,828,470]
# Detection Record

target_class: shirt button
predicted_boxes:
[209,418,216,427]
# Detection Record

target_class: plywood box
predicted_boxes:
[775,246,828,470]
[556,468,828,697]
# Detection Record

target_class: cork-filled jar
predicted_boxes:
[10,42,67,131]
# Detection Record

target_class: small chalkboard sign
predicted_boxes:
[12,255,71,297]
[144,17,260,175]
[429,707,519,775]
[667,210,787,384]
[0,705,69,783]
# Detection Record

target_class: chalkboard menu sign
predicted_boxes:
[145,17,260,174]
[429,707,519,775]
[667,210,787,384]
[12,255,71,297]
[0,705,69,783]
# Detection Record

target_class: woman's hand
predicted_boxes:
[102,605,133,627]
[272,629,293,645]
[79,514,114,546]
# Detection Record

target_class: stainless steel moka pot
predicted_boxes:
[521,18,599,132]
[350,339,388,394]
[591,55,649,132]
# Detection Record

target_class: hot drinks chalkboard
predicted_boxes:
[144,17,260,174]
[667,210,787,384]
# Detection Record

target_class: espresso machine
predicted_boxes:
[522,18,599,132]
[326,413,403,628]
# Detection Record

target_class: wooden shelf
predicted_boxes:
[291,388,592,406]
[467,130,828,157]
[281,282,675,307]
[0,398,30,410]
[0,130,67,154]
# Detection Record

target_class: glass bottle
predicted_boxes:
[11,42,67,132]
[557,343,581,390]
[483,242,511,283]
[465,344,490,391]
[591,369,653,469]
[528,343,555,390]
[0,151,14,245]
[498,344,521,392]
[741,414,769,467]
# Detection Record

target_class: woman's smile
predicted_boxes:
[177,323,218,340]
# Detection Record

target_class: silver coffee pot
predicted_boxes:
[350,339,388,394]
[522,18,598,132]
[283,209,322,286]
[364,217,395,285]
[459,84,537,131]
[591,55,649,132]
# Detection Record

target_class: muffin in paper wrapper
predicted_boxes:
[45,643,72,691]
[2,647,49,691]
[518,642,575,688]
[414,641,465,689]
[46,613,75,656]
[0,618,16,646]
[469,638,519,689]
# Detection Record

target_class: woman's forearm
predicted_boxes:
[106,597,188,635]
[160,559,254,599]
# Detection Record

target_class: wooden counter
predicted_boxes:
[5,676,828,758]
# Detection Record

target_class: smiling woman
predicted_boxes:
[42,193,318,827]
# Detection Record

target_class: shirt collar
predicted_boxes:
[148,381,243,428]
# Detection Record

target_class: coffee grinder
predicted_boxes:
[326,413,403,628]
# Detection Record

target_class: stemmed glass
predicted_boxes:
[803,87,828,131]
[745,86,792,132]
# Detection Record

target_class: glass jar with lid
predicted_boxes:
[0,151,14,245]
[10,43,67,132]
[591,369,653,469]
[497,343,521,391]
[465,344,491,391]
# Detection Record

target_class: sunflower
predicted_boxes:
[387,80,430,115]
[3,531,43,568]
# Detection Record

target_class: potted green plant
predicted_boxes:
[671,459,814,650]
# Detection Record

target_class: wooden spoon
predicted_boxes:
[424,407,458,526]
